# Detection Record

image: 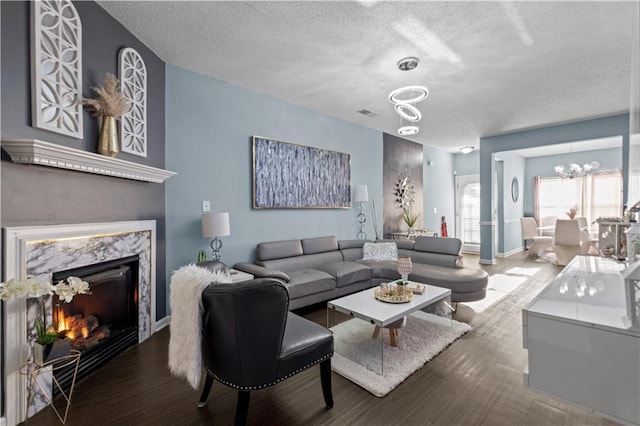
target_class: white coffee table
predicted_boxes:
[327,282,452,375]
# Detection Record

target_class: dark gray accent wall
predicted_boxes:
[0,1,167,319]
[382,133,424,236]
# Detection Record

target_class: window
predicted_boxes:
[535,170,623,225]
[456,175,480,252]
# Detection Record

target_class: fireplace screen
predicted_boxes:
[51,255,139,395]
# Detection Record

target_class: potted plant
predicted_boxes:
[1,276,91,365]
[402,209,420,234]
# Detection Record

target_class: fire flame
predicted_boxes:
[82,327,89,338]
[56,306,66,332]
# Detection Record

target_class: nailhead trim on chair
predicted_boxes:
[205,352,334,391]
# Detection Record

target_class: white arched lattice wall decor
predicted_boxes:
[31,0,83,138]
[119,47,147,157]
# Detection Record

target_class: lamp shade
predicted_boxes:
[353,185,369,202]
[202,212,230,238]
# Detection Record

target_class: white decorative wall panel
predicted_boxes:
[119,47,147,157]
[31,0,83,138]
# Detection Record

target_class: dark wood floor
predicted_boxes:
[24,252,618,425]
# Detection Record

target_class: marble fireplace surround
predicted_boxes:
[2,220,156,426]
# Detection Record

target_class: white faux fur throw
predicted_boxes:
[168,264,232,390]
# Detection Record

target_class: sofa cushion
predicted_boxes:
[398,249,463,269]
[285,269,336,299]
[392,239,415,250]
[413,236,461,256]
[258,251,342,273]
[257,240,303,261]
[357,260,401,280]
[409,263,488,295]
[362,242,398,261]
[317,261,372,287]
[302,236,338,255]
[337,240,367,249]
[340,248,363,262]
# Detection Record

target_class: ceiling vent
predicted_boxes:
[357,109,378,117]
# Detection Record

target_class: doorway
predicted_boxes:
[456,174,481,253]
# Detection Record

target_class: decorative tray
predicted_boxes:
[374,288,413,304]
[389,280,425,294]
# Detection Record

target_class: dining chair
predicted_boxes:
[540,216,557,237]
[520,217,553,258]
[554,219,590,265]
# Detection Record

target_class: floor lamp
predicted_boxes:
[202,212,230,260]
[354,185,369,240]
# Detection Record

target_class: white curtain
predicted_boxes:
[536,170,623,228]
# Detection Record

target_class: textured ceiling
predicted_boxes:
[96,1,637,152]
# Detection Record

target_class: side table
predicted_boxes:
[229,268,254,283]
[19,350,81,424]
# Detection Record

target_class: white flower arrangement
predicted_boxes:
[1,277,91,344]
[0,277,90,302]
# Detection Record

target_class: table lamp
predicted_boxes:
[202,212,230,260]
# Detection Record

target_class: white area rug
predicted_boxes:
[462,273,528,313]
[505,266,540,276]
[330,311,471,397]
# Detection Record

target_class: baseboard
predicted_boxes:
[155,315,170,331]
[496,247,524,258]
[479,258,496,265]
[1,416,6,426]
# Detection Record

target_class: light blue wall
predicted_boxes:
[523,147,623,215]
[479,113,630,263]
[423,146,456,235]
[499,152,525,255]
[454,151,479,177]
[165,65,383,288]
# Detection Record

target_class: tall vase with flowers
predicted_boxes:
[1,276,91,365]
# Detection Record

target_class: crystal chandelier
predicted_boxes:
[554,144,600,178]
[389,85,428,136]
[389,58,428,136]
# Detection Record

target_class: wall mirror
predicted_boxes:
[511,177,519,202]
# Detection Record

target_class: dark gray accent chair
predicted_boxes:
[198,277,334,425]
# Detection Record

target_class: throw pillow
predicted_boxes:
[362,242,398,261]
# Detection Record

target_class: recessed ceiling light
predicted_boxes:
[397,57,419,71]
[398,126,419,136]
[458,146,474,154]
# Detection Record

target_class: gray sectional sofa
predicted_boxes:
[234,236,488,310]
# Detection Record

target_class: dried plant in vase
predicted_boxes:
[82,73,130,157]
[566,206,578,219]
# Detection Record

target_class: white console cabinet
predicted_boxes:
[523,256,640,425]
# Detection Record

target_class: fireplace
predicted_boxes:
[2,221,156,426]
[50,255,140,396]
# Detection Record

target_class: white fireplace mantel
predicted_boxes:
[1,138,176,183]
[2,221,156,426]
